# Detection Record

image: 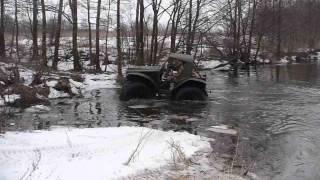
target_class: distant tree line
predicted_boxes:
[0,0,320,77]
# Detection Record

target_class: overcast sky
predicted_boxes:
[46,0,172,28]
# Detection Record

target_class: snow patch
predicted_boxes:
[57,61,74,71]
[256,57,271,64]
[46,80,58,87]
[4,94,21,103]
[199,60,230,70]
[83,73,118,91]
[48,88,70,99]
[279,58,289,64]
[0,127,210,180]
[25,105,51,112]
[19,69,34,86]
[69,79,84,95]
[207,125,238,136]
[128,105,151,109]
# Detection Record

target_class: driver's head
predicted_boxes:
[167,57,183,70]
[175,59,183,67]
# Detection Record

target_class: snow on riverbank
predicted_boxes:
[199,60,230,70]
[82,72,118,91]
[0,94,21,106]
[0,127,211,180]
[0,61,119,105]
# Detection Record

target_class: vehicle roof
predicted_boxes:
[169,53,194,63]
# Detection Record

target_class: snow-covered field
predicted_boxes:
[0,126,211,180]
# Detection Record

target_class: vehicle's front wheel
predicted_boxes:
[120,81,155,101]
[174,87,207,101]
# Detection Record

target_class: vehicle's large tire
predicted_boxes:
[120,81,155,101]
[174,87,207,101]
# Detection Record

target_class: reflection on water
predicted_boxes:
[2,63,320,179]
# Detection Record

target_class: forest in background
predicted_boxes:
[0,0,320,76]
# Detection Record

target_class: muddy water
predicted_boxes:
[2,63,320,179]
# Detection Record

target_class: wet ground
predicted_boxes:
[2,63,320,180]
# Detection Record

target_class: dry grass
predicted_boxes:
[167,139,192,170]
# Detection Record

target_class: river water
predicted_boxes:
[2,63,320,179]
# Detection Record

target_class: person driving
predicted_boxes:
[166,58,184,81]
[160,58,185,90]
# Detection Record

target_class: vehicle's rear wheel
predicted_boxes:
[174,87,207,101]
[120,81,155,101]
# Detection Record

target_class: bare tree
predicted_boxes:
[149,0,162,65]
[116,0,123,79]
[14,0,19,61]
[52,0,64,70]
[32,0,39,61]
[0,0,4,57]
[276,0,282,60]
[41,0,47,66]
[246,0,257,62]
[69,0,82,71]
[186,0,202,55]
[170,0,186,53]
[135,0,145,65]
[95,0,102,71]
[186,0,193,54]
[86,0,93,65]
[104,0,111,69]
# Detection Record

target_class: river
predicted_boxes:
[2,63,320,180]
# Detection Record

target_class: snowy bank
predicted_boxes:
[199,60,230,71]
[82,73,118,92]
[0,127,210,180]
[0,61,119,104]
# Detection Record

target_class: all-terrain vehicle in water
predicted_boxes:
[120,53,207,101]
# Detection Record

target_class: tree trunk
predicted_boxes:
[186,0,192,54]
[53,0,63,70]
[135,0,144,65]
[135,0,139,64]
[104,0,111,69]
[87,0,93,65]
[247,0,257,62]
[41,0,47,67]
[189,0,201,55]
[10,21,15,57]
[70,0,82,71]
[159,11,172,56]
[116,0,123,79]
[150,0,161,65]
[276,0,282,60]
[32,0,39,61]
[236,0,241,59]
[149,1,155,65]
[95,0,102,71]
[14,0,19,61]
[0,0,5,57]
[170,0,184,53]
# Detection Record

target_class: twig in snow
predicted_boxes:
[65,130,73,148]
[65,130,79,158]
[229,133,240,175]
[124,129,153,166]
